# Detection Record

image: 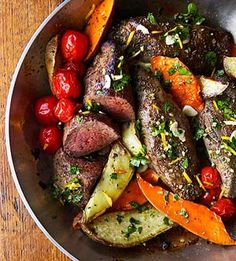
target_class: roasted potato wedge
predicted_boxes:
[84,142,134,222]
[122,121,143,156]
[223,56,236,78]
[82,205,174,248]
[45,34,62,88]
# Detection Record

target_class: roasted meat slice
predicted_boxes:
[109,17,233,74]
[53,148,106,208]
[63,112,120,157]
[84,41,135,121]
[134,67,201,200]
[199,90,236,198]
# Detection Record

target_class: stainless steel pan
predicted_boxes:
[5,0,236,260]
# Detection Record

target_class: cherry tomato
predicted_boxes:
[200,166,221,189]
[54,98,81,123]
[34,96,58,126]
[211,198,236,220]
[39,127,62,154]
[64,62,87,80]
[200,188,221,206]
[61,30,89,62]
[52,69,82,99]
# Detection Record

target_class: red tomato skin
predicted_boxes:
[35,96,58,126]
[200,166,221,189]
[52,69,82,99]
[54,98,80,123]
[61,30,89,62]
[39,127,62,154]
[64,62,87,80]
[200,188,221,206]
[211,198,236,220]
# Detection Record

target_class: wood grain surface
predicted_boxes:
[0,1,70,260]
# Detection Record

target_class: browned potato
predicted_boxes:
[223,56,236,79]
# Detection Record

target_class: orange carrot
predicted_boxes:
[137,174,236,245]
[111,179,147,211]
[139,169,159,185]
[85,0,115,61]
[151,56,204,111]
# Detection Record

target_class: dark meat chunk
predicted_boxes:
[63,112,120,157]
[199,89,236,198]
[134,67,201,200]
[109,17,233,74]
[84,41,135,121]
[53,148,106,208]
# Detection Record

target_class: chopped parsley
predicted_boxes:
[165,140,178,160]
[216,98,235,119]
[130,153,149,167]
[130,201,149,213]
[205,51,217,67]
[163,216,172,226]
[130,217,141,225]
[179,208,189,218]
[175,2,206,25]
[138,227,143,234]
[147,12,158,25]
[173,194,180,201]
[96,89,104,95]
[52,185,61,199]
[70,165,80,175]
[178,67,192,76]
[164,191,169,202]
[212,119,222,130]
[84,99,101,112]
[163,102,172,113]
[76,116,84,124]
[110,173,118,180]
[123,217,142,238]
[155,71,172,90]
[116,214,124,224]
[215,69,225,77]
[112,74,130,92]
[151,121,166,137]
[181,158,189,169]
[167,63,191,76]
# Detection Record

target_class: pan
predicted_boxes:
[5,0,236,260]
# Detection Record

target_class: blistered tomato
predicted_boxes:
[52,69,82,99]
[200,188,221,206]
[211,198,236,220]
[61,30,89,62]
[200,166,221,189]
[64,62,87,80]
[39,126,62,154]
[35,96,58,126]
[54,98,81,123]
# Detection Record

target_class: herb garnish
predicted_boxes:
[175,3,206,25]
[76,116,84,124]
[147,12,158,25]
[173,194,180,201]
[151,122,166,137]
[116,214,124,224]
[70,165,80,175]
[84,99,101,112]
[215,69,225,77]
[167,63,191,76]
[205,51,217,67]
[110,173,118,180]
[163,216,173,225]
[163,102,172,113]
[181,158,189,169]
[96,89,104,95]
[123,217,142,238]
[130,153,149,167]
[212,119,222,130]
[179,208,189,218]
[112,74,130,92]
[164,191,169,202]
[130,201,149,213]
[216,98,235,119]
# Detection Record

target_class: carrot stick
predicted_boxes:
[137,174,236,245]
[139,169,159,185]
[85,0,115,61]
[111,179,147,211]
[151,56,204,111]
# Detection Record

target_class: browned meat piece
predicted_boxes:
[63,112,120,157]
[109,17,233,75]
[53,148,106,208]
[84,41,135,121]
[134,67,201,200]
[199,89,236,198]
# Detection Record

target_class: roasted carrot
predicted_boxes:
[111,179,147,211]
[151,56,204,111]
[85,0,115,61]
[139,169,159,185]
[137,174,236,245]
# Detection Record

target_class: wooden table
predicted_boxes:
[0,1,70,260]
